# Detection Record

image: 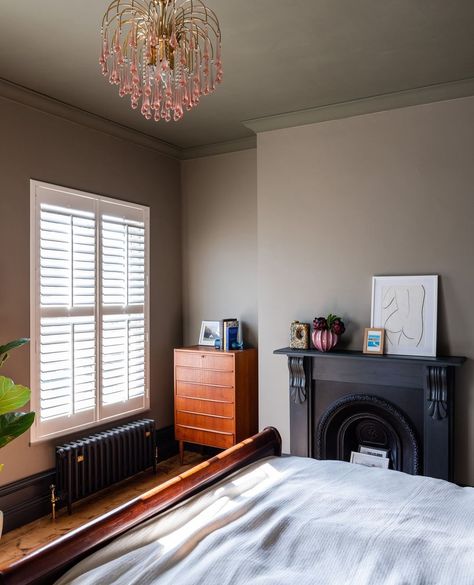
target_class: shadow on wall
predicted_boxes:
[454,359,473,484]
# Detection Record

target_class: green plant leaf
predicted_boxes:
[0,377,31,415]
[0,338,29,369]
[0,412,35,449]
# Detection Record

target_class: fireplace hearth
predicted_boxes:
[274,348,465,481]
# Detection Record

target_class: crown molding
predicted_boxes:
[3,77,472,161]
[180,135,256,160]
[242,78,474,134]
[0,78,256,160]
[0,78,181,159]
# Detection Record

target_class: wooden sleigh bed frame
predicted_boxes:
[0,427,282,585]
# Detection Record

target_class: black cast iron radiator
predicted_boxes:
[55,419,156,514]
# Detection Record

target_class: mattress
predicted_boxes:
[55,455,474,585]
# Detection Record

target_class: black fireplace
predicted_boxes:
[274,348,464,482]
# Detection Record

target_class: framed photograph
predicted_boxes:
[371,275,438,357]
[199,320,221,346]
[350,451,389,469]
[363,328,385,355]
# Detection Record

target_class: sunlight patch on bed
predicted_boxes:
[230,462,283,498]
[155,463,282,554]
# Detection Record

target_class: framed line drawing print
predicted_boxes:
[371,275,438,357]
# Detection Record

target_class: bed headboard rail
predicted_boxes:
[0,427,282,585]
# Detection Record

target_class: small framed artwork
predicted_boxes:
[199,320,221,346]
[363,328,385,355]
[371,275,438,357]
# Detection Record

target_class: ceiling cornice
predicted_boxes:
[180,136,256,159]
[2,77,472,159]
[0,78,257,160]
[242,78,474,134]
[0,77,181,160]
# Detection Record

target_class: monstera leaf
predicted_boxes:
[0,412,35,449]
[0,338,29,369]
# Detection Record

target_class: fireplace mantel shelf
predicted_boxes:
[273,347,465,368]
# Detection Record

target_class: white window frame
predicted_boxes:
[30,180,150,443]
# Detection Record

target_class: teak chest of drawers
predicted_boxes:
[174,346,258,462]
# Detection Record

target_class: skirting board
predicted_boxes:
[0,426,177,534]
[0,469,55,534]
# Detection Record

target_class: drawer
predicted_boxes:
[175,366,234,387]
[175,351,234,372]
[175,381,234,403]
[175,425,234,450]
[176,411,235,433]
[175,396,234,418]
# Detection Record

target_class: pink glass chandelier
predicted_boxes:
[100,0,223,122]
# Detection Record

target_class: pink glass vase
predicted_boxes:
[312,329,339,352]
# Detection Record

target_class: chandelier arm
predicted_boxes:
[174,2,221,35]
[103,4,149,30]
[176,19,220,42]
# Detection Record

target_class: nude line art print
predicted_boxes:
[381,284,426,349]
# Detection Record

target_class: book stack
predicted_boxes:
[350,445,390,469]
[221,318,240,351]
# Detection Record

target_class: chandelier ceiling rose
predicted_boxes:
[100,0,223,122]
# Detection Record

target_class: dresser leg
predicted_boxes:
[179,440,184,465]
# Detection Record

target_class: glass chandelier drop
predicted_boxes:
[100,0,223,122]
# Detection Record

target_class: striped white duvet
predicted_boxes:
[56,456,474,585]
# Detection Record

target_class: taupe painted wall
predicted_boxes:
[258,96,474,485]
[2,92,473,489]
[0,97,182,485]
[181,150,258,347]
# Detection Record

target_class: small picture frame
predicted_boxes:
[199,320,221,346]
[363,327,385,355]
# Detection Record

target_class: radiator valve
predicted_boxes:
[50,484,60,521]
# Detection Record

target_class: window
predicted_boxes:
[30,181,150,442]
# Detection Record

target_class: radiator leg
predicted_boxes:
[179,441,184,465]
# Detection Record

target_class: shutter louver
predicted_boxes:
[128,315,145,397]
[128,226,145,306]
[31,182,149,442]
[102,218,127,306]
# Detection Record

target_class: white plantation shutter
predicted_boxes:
[30,182,149,442]
[99,203,147,418]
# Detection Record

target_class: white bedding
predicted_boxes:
[56,456,474,585]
